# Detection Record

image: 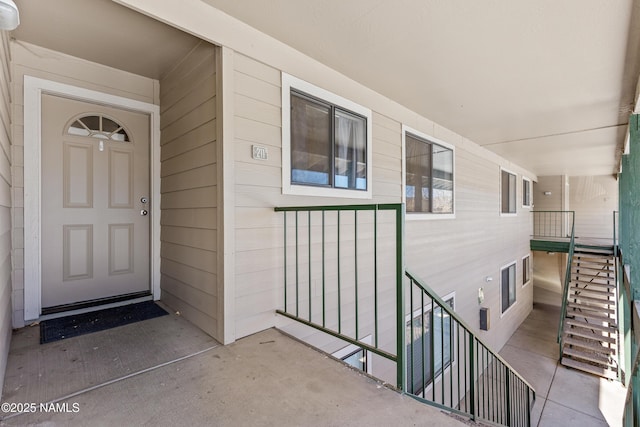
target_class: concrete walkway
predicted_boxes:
[499,303,626,427]
[0,306,464,426]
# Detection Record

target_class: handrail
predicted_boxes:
[275,203,534,426]
[405,269,535,427]
[405,269,535,391]
[557,212,576,355]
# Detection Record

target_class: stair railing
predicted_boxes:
[621,248,639,426]
[555,212,576,357]
[275,203,535,426]
[405,270,535,427]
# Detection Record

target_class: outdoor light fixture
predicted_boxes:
[0,0,19,31]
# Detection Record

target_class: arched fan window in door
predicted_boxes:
[67,114,130,142]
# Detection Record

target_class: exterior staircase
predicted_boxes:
[560,246,619,379]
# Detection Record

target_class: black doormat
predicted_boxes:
[40,301,169,344]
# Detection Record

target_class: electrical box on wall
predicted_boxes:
[480,307,490,331]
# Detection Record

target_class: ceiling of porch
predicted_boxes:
[11,0,640,178]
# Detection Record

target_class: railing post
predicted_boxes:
[526,387,532,427]
[504,366,512,426]
[396,204,406,391]
[469,334,476,421]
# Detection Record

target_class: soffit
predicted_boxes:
[11,0,201,80]
[204,0,640,177]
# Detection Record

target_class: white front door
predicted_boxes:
[40,94,151,309]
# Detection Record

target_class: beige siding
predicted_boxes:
[0,31,11,398]
[533,175,565,211]
[231,52,534,359]
[159,42,219,339]
[570,175,618,240]
[10,41,158,328]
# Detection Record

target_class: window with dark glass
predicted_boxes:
[523,256,531,285]
[406,296,455,394]
[501,263,517,313]
[290,91,367,190]
[501,170,517,214]
[405,133,453,213]
[522,178,531,207]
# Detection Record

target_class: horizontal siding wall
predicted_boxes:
[569,175,618,240]
[0,30,12,398]
[231,51,534,357]
[10,41,158,328]
[159,42,219,339]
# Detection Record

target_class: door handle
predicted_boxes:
[141,209,148,216]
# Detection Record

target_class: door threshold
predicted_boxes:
[39,292,153,321]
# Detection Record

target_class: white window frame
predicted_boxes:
[522,177,532,208]
[282,73,373,199]
[405,291,456,395]
[402,125,456,220]
[522,254,531,287]
[332,335,373,375]
[500,262,517,317]
[500,167,518,216]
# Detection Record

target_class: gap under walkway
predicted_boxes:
[499,303,626,426]
[0,306,464,426]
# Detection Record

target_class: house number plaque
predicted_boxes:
[252,145,268,161]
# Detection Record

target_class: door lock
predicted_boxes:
[140,197,148,204]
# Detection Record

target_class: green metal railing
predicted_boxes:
[532,210,575,239]
[614,211,619,248]
[622,249,639,426]
[405,270,535,426]
[555,212,576,357]
[275,203,535,426]
[274,203,405,388]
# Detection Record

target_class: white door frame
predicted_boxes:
[23,76,161,321]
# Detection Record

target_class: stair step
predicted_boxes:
[565,318,617,333]
[571,265,614,273]
[566,310,617,326]
[571,279,615,289]
[569,286,615,297]
[561,357,618,379]
[564,326,617,344]
[571,271,614,280]
[573,255,614,263]
[563,336,616,355]
[562,346,614,366]
[574,246,615,253]
[567,302,615,315]
[567,294,614,305]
